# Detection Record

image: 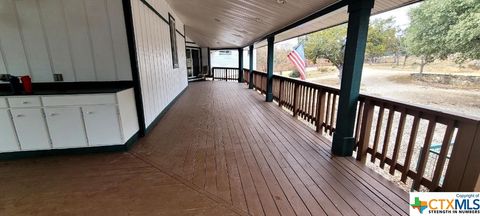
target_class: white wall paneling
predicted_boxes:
[0,0,132,82]
[131,0,188,127]
[0,0,30,78]
[38,0,76,81]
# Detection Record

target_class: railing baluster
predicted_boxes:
[316,89,326,133]
[329,94,337,135]
[430,120,455,191]
[389,108,407,174]
[371,104,385,163]
[325,93,331,133]
[302,86,306,117]
[308,88,316,121]
[279,80,284,106]
[357,99,374,162]
[354,101,365,144]
[293,83,299,117]
[401,113,420,183]
[413,118,436,191]
[380,107,395,168]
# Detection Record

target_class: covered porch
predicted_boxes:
[1,81,408,215]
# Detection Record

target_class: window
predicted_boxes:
[169,14,179,68]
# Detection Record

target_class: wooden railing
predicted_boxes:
[243,69,250,84]
[249,69,267,93]
[212,67,239,81]
[244,69,480,192]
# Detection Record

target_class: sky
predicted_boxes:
[277,3,421,48]
[371,3,420,30]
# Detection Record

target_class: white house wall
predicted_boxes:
[0,0,132,82]
[131,0,188,127]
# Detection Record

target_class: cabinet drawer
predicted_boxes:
[8,97,42,108]
[0,98,7,108]
[42,94,116,106]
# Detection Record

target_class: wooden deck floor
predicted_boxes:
[0,81,409,216]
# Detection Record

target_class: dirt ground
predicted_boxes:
[308,67,480,119]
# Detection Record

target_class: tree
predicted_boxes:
[274,46,296,72]
[366,17,400,64]
[405,0,480,73]
[397,32,409,67]
[256,47,267,72]
[304,25,347,72]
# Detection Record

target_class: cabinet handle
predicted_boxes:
[49,113,58,116]
[87,111,94,115]
[16,114,24,117]
[22,101,29,104]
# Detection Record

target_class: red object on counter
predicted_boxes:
[21,76,32,94]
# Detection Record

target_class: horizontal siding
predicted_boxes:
[0,0,131,82]
[131,0,188,127]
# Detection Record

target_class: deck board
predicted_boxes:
[0,81,409,216]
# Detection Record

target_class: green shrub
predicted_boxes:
[289,69,301,78]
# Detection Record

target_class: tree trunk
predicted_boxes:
[420,57,425,74]
[403,55,408,67]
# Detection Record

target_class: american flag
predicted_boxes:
[287,44,306,80]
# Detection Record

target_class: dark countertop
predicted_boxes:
[0,88,132,96]
[0,81,134,96]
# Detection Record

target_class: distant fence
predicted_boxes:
[244,69,480,192]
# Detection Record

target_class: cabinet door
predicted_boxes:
[11,108,51,150]
[0,109,20,152]
[45,107,88,149]
[82,105,122,146]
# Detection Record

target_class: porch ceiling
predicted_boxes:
[165,0,419,48]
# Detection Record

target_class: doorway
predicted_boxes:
[186,47,201,78]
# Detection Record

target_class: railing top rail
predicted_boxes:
[359,94,480,123]
[244,69,480,123]
[212,67,239,70]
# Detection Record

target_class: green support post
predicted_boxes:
[238,48,244,83]
[248,45,254,89]
[266,36,274,102]
[332,0,374,156]
[207,47,212,77]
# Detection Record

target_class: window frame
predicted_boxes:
[169,14,179,69]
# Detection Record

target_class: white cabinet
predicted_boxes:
[44,107,88,149]
[11,108,51,150]
[0,109,20,152]
[0,88,138,154]
[82,105,122,146]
